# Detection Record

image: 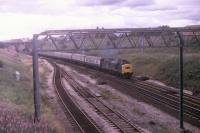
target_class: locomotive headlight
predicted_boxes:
[122,64,133,74]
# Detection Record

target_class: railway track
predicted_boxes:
[90,69,200,127]
[134,81,200,107]
[125,80,200,118]
[54,60,200,127]
[53,64,102,133]
[60,65,143,133]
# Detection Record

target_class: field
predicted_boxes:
[119,47,200,93]
[0,49,54,132]
[89,47,200,93]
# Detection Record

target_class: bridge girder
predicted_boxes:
[35,27,200,51]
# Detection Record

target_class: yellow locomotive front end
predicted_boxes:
[121,63,133,79]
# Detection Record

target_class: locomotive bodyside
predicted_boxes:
[39,52,133,78]
[101,58,133,78]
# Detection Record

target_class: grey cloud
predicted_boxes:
[181,9,200,21]
[121,0,154,8]
[79,0,154,7]
[147,7,200,23]
[175,0,200,5]
[0,0,154,14]
[186,15,200,21]
[79,0,123,6]
[0,0,44,13]
[135,5,177,11]
[167,6,200,21]
[0,0,199,23]
[0,0,75,15]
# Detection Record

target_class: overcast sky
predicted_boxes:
[0,0,199,40]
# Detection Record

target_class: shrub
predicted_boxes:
[0,103,53,133]
[0,60,3,68]
[157,56,200,92]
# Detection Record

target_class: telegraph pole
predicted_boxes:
[141,33,144,54]
[32,34,41,122]
[177,32,184,131]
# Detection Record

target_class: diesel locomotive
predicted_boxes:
[39,52,133,78]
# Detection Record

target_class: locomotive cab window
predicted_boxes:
[121,60,129,65]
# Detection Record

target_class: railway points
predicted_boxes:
[49,58,200,128]
[52,62,143,133]
[1,1,200,132]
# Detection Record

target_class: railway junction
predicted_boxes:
[1,0,200,132]
[30,27,200,132]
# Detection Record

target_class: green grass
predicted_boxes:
[117,47,200,92]
[0,103,52,133]
[101,90,112,99]
[132,108,145,116]
[39,62,66,133]
[101,90,120,100]
[0,52,59,132]
[157,55,200,89]
[86,47,200,92]
[0,55,34,113]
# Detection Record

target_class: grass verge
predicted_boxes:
[118,47,200,93]
[0,50,54,132]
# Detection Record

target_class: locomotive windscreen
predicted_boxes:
[121,60,130,64]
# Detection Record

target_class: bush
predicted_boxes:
[156,57,179,84]
[0,60,3,68]
[157,56,200,92]
[0,105,53,133]
[118,48,200,93]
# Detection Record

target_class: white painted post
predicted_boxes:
[15,71,20,81]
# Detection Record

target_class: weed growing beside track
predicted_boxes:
[0,49,55,132]
[0,102,52,133]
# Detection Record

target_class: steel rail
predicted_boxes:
[87,69,200,121]
[133,81,200,108]
[131,80,200,108]
[136,81,200,105]
[60,67,142,133]
[119,79,200,119]
[90,72,200,126]
[53,64,102,133]
[91,70,200,120]
[46,58,200,127]
[62,60,200,125]
[53,65,84,133]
